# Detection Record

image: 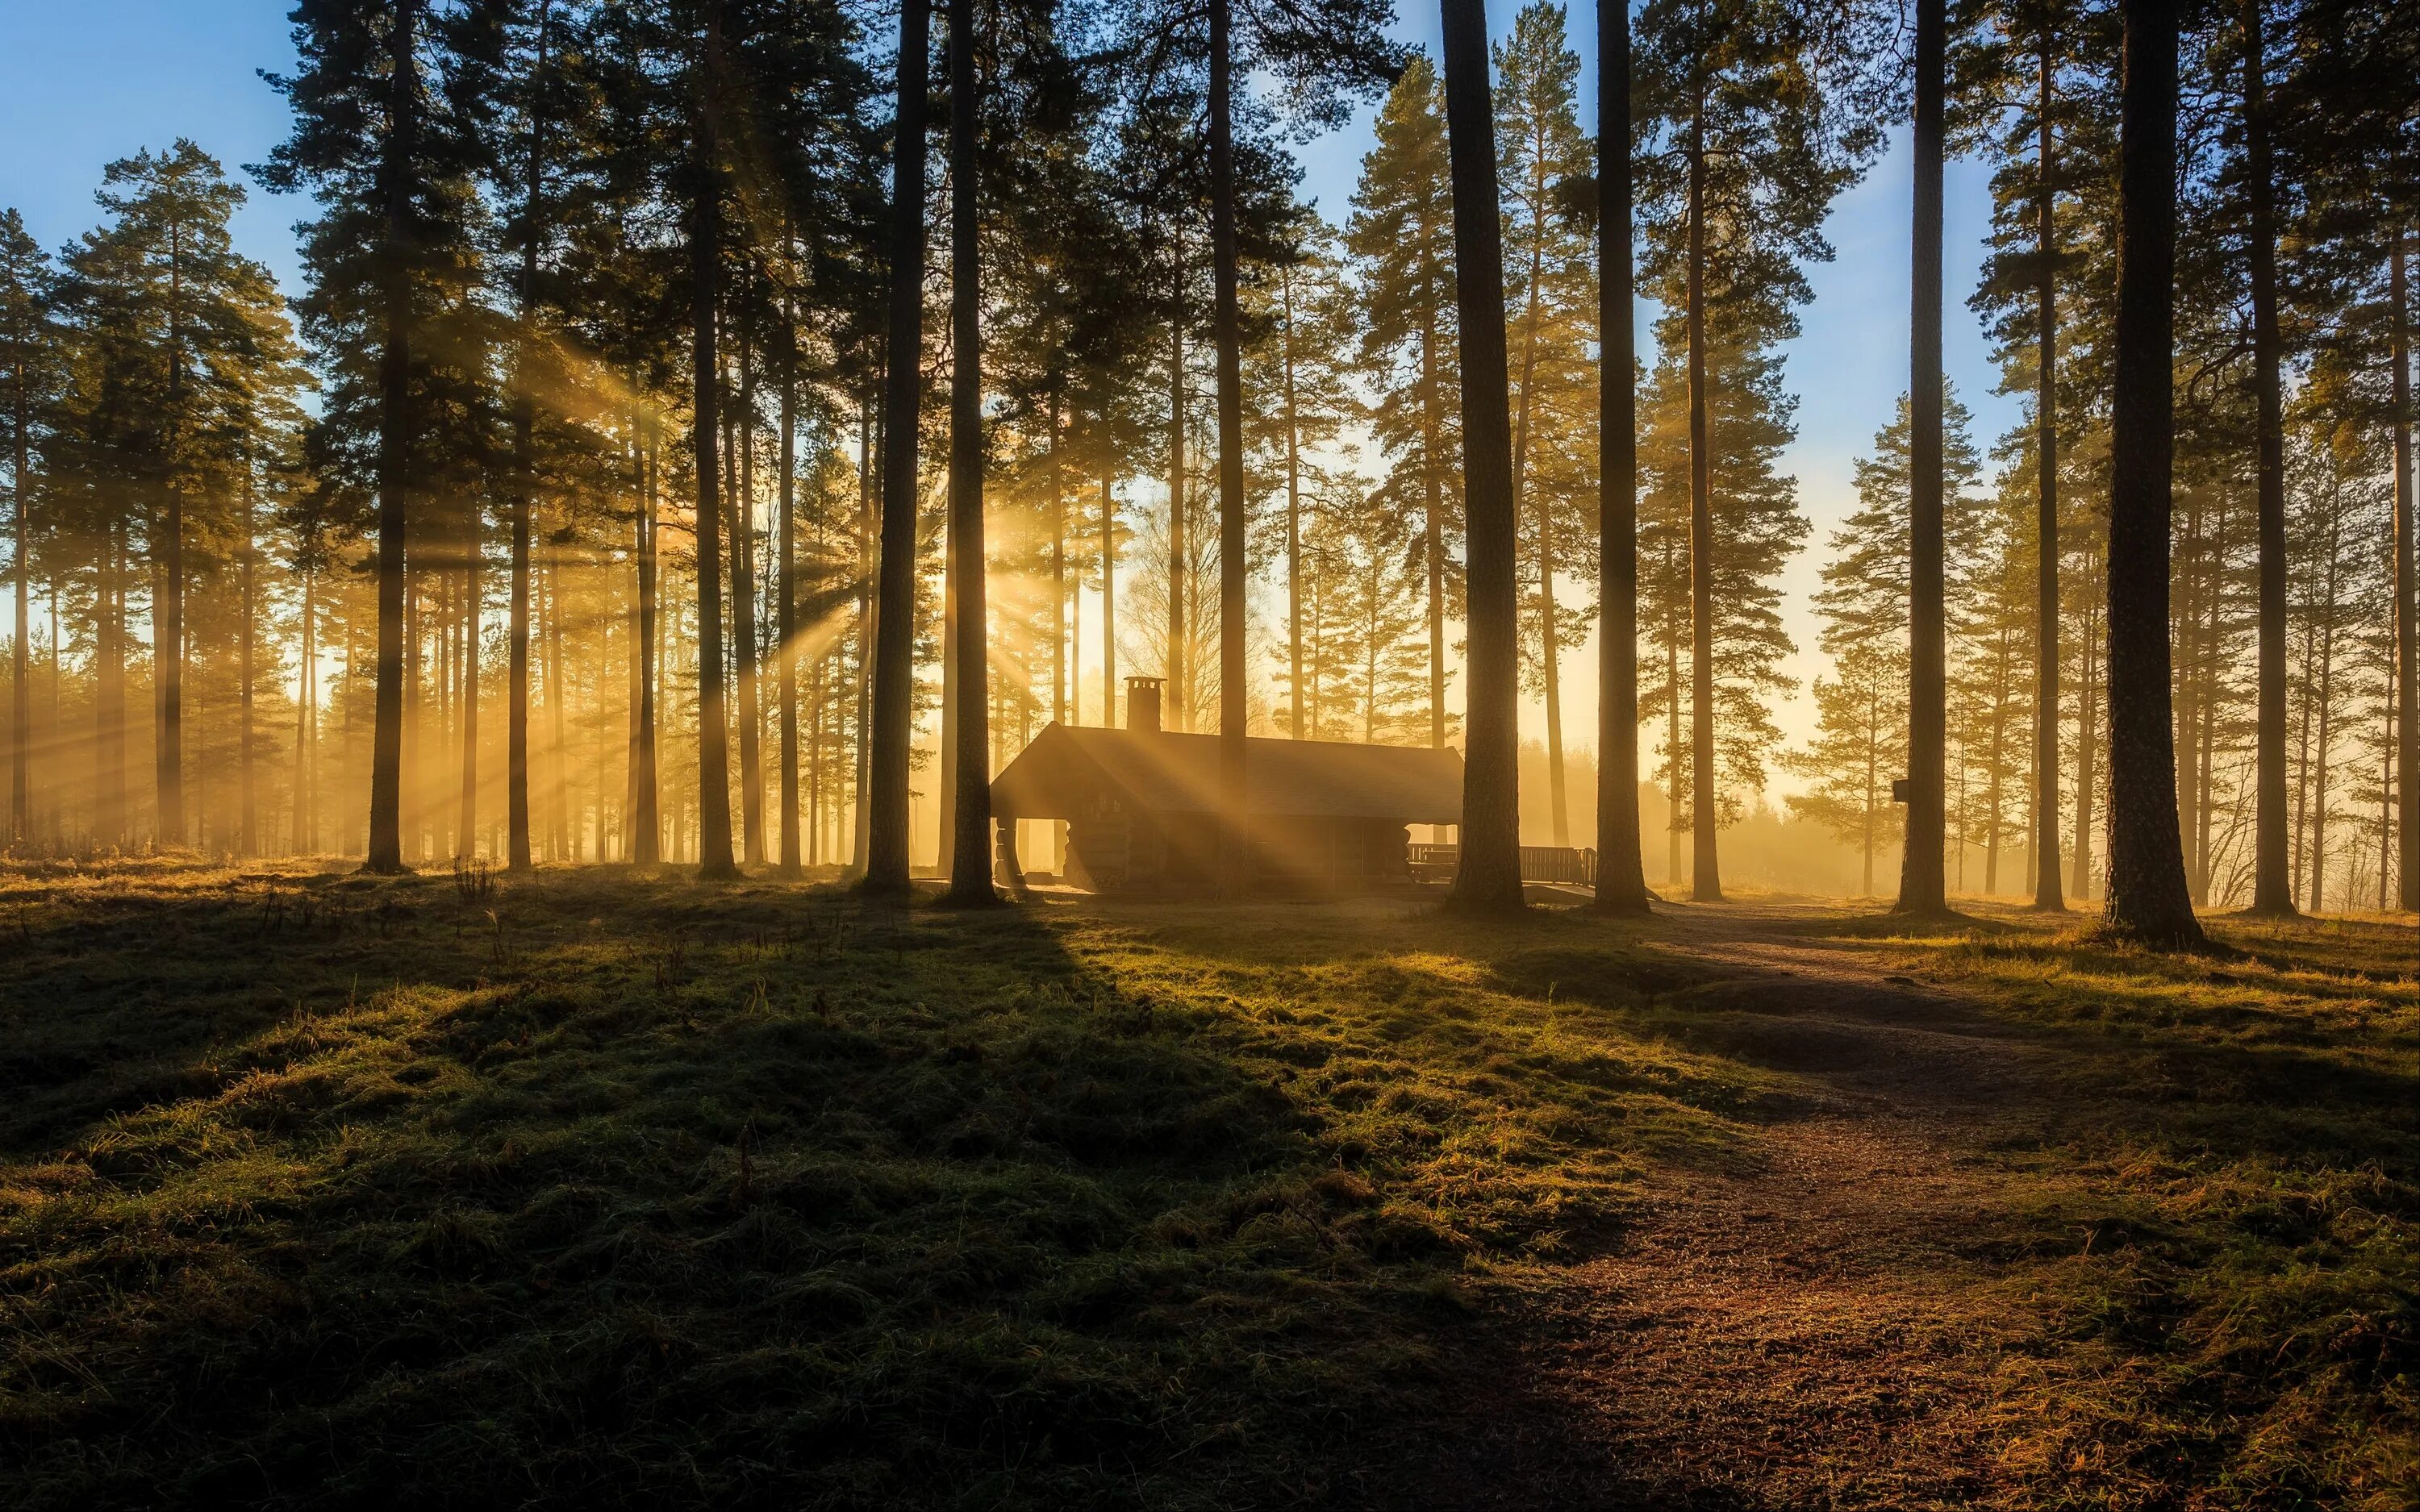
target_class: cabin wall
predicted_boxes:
[1063,807,1416,894]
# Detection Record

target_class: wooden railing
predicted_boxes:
[1407,843,1597,885]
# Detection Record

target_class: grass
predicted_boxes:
[0,861,1767,1510]
[0,864,2408,1509]
[1858,906,2420,1510]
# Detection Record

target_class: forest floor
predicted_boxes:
[0,860,2410,1510]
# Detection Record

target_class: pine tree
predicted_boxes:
[2101,0,2203,944]
[0,212,57,848]
[1961,0,2121,909]
[1636,0,1876,898]
[1899,0,1951,914]
[1441,0,1525,910]
[1245,213,1358,741]
[1594,0,1650,911]
[1635,331,1805,880]
[1788,389,1984,895]
[1496,1,1596,848]
[1346,55,1462,752]
[264,0,501,873]
[865,0,935,895]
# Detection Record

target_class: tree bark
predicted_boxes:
[1508,157,1566,850]
[2244,0,2295,914]
[292,573,310,852]
[732,300,766,866]
[240,463,257,856]
[365,0,418,873]
[2101,0,2202,945]
[1685,102,1720,901]
[944,0,994,905]
[10,309,31,845]
[2070,583,2099,898]
[865,0,930,896]
[850,394,873,874]
[1422,317,1446,751]
[1896,0,1948,914]
[2392,231,2416,911]
[457,494,479,859]
[1209,0,1249,886]
[632,422,661,862]
[1439,0,1524,910]
[1594,0,1650,912]
[2031,32,2063,910]
[691,0,737,880]
[1283,264,1304,738]
[778,296,801,875]
[1050,383,1066,727]
[1101,463,1117,727]
[507,1,550,870]
[2308,516,2338,912]
[158,219,186,849]
[1167,248,1188,729]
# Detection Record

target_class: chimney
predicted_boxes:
[1125,677,1163,734]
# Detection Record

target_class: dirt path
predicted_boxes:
[1360,900,2066,1510]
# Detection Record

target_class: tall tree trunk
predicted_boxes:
[2101,0,2202,945]
[2244,0,2295,914]
[457,497,479,859]
[298,572,318,852]
[2309,531,2338,912]
[1897,0,1948,913]
[2393,231,2416,911]
[1101,464,1117,726]
[1685,103,1720,900]
[865,0,930,896]
[945,0,993,905]
[1209,0,1248,886]
[691,0,736,880]
[365,0,418,873]
[1283,264,1304,737]
[2070,589,2097,896]
[545,555,568,857]
[2032,32,2065,910]
[96,524,122,847]
[850,394,874,873]
[507,0,550,870]
[1050,384,1066,728]
[1984,637,2009,893]
[1536,498,1567,845]
[1508,194,1566,849]
[407,559,424,853]
[1167,252,1188,729]
[10,356,29,846]
[1667,577,1681,881]
[632,422,661,862]
[240,465,257,856]
[732,302,766,866]
[1595,0,1649,911]
[778,302,801,875]
[1422,320,1446,751]
[1863,694,1877,896]
[1439,0,1523,910]
[158,224,186,849]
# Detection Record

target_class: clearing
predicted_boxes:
[0,862,2411,1510]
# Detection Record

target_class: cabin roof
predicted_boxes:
[991,724,1464,824]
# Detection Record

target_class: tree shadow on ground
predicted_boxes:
[0,867,1484,1510]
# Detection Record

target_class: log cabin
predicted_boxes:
[990,677,1463,893]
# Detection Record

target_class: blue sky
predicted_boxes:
[0,0,2025,787]
[0,2,303,290]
